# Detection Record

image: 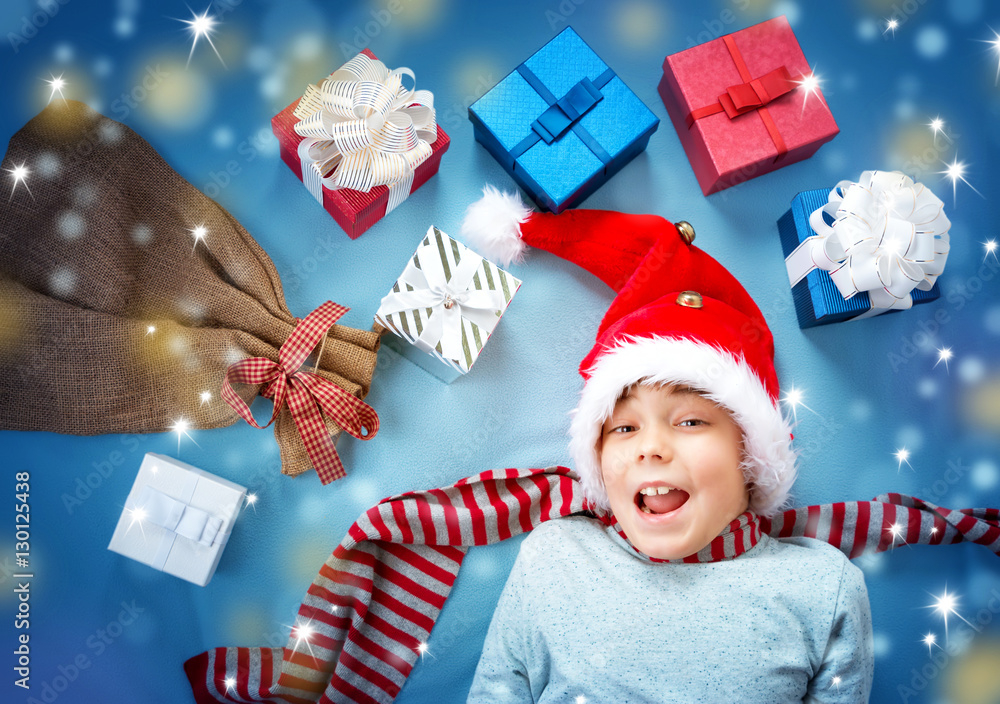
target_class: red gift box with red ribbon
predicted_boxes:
[658,15,838,196]
[272,48,450,239]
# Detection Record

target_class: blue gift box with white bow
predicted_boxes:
[469,27,659,213]
[778,172,949,328]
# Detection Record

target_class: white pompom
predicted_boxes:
[460,185,533,266]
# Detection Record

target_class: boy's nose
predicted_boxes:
[637,429,672,463]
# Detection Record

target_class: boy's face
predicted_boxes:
[599,384,749,560]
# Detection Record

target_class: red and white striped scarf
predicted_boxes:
[185,466,1000,704]
[600,509,763,563]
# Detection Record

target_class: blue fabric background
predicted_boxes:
[1,1,998,703]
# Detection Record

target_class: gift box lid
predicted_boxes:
[108,453,247,586]
[470,27,659,210]
[663,15,837,176]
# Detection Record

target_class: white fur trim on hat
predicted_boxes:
[460,185,533,267]
[568,336,797,518]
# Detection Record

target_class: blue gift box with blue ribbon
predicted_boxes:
[469,27,659,213]
[778,187,943,328]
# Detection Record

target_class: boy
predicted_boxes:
[461,187,872,702]
[467,381,871,702]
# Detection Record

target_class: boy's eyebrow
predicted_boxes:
[616,384,705,404]
[667,385,702,397]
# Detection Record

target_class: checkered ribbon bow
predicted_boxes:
[221,301,379,484]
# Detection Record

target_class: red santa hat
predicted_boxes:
[461,186,797,517]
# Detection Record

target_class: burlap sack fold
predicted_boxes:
[0,100,380,479]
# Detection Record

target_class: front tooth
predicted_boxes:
[641,487,671,495]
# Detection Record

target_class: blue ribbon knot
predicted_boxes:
[510,65,616,164]
[531,77,604,143]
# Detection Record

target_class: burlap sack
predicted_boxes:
[0,101,380,479]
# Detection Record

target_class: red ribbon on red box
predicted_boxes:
[720,65,796,116]
[684,34,804,161]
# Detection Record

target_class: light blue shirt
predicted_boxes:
[469,516,873,703]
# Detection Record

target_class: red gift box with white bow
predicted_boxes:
[272,48,450,239]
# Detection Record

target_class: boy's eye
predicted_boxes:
[609,424,636,434]
[677,419,706,427]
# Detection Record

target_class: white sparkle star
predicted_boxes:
[795,68,823,115]
[199,390,212,405]
[895,447,912,472]
[244,492,258,512]
[417,642,429,655]
[927,588,975,645]
[934,347,953,372]
[781,386,815,422]
[6,163,33,202]
[931,526,938,534]
[45,74,67,103]
[884,18,899,38]
[224,676,236,691]
[984,239,998,263]
[290,621,316,656]
[178,8,226,68]
[928,117,945,136]
[123,505,148,539]
[146,325,156,335]
[191,225,208,251]
[922,632,937,656]
[127,506,147,525]
[170,417,199,451]
[882,236,903,257]
[831,675,842,690]
[280,619,320,659]
[576,696,588,704]
[887,522,905,547]
[938,156,983,205]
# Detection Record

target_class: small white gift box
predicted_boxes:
[108,453,246,587]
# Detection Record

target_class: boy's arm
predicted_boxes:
[806,559,874,703]
[466,551,540,703]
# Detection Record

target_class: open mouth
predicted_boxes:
[635,486,690,515]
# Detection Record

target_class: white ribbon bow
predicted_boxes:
[134,485,223,570]
[785,170,951,319]
[293,53,437,213]
[378,241,508,362]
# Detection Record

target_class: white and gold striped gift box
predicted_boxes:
[375,226,521,382]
